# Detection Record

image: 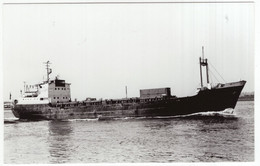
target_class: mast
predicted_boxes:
[206,59,209,84]
[199,46,209,88]
[44,61,52,83]
[125,86,128,98]
[23,81,26,92]
[199,57,203,87]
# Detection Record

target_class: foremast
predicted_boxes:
[199,46,210,89]
[44,61,52,83]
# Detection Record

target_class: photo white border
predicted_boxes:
[0,0,258,165]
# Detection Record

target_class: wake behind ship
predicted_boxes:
[12,50,246,120]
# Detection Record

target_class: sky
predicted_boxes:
[2,1,254,101]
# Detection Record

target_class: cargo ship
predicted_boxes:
[12,51,246,120]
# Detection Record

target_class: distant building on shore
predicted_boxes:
[4,101,13,109]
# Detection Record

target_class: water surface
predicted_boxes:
[4,101,254,163]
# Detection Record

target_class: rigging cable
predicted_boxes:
[208,60,226,83]
[208,69,220,83]
[209,70,214,84]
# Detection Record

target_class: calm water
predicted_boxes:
[4,101,254,163]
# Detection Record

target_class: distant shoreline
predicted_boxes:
[238,95,254,101]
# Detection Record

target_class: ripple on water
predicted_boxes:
[4,101,254,163]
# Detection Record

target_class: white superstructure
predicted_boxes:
[17,61,71,105]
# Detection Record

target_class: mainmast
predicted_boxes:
[199,46,209,88]
[44,61,52,83]
[125,86,128,99]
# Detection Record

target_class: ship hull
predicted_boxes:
[12,81,246,120]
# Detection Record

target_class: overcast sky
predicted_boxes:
[2,1,254,101]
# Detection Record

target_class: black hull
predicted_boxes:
[12,81,246,120]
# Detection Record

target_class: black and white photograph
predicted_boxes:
[1,0,257,164]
